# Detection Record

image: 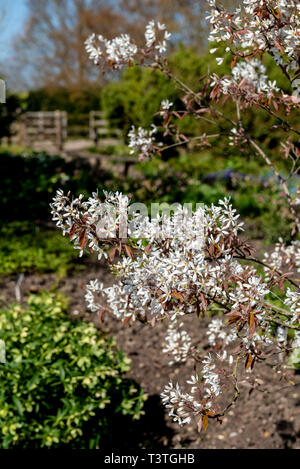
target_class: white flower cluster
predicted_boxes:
[85,279,104,312]
[81,196,274,355]
[229,274,270,310]
[292,330,300,348]
[264,239,300,277]
[85,33,137,68]
[263,240,300,324]
[50,189,130,259]
[242,327,274,353]
[160,381,202,426]
[276,326,288,345]
[162,322,192,365]
[160,351,233,425]
[284,288,300,323]
[211,59,279,97]
[51,188,300,420]
[128,125,161,160]
[85,200,245,321]
[52,191,273,335]
[85,20,171,69]
[202,352,222,398]
[206,318,237,346]
[207,0,300,94]
[232,59,279,94]
[145,21,171,54]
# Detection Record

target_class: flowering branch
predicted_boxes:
[49,0,300,433]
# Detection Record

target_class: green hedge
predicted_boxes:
[24,87,101,115]
[0,94,21,140]
[0,150,112,222]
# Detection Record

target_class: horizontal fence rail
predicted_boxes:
[89,111,122,145]
[19,111,68,150]
[11,110,124,151]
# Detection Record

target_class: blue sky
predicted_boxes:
[0,0,28,61]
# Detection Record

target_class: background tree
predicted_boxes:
[8,0,240,91]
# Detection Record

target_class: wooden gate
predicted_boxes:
[20,111,67,150]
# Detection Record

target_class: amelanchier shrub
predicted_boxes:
[52,1,300,432]
[0,292,145,448]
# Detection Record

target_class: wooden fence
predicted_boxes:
[19,111,68,150]
[89,111,122,145]
[12,110,124,151]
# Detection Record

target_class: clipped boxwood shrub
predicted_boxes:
[0,292,145,448]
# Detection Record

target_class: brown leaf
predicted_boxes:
[210,84,220,100]
[202,414,208,431]
[196,108,210,114]
[274,40,283,52]
[249,312,256,338]
[171,291,184,302]
[245,353,252,370]
[79,230,87,250]
[122,315,132,326]
[145,243,151,254]
[124,245,134,260]
[109,247,117,263]
[231,56,237,69]
[225,310,242,318]
[69,223,76,239]
[200,293,207,312]
[227,316,241,326]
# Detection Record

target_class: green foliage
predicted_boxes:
[101,45,297,167]
[119,150,293,244]
[0,223,80,276]
[170,44,291,94]
[24,87,101,115]
[0,291,145,448]
[0,149,112,222]
[0,94,21,140]
[87,143,131,157]
[169,46,296,164]
[21,87,102,138]
[101,66,179,139]
[0,340,5,364]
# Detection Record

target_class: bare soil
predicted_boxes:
[1,259,300,450]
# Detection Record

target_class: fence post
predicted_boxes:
[63,112,68,142]
[89,111,98,145]
[55,110,63,151]
[21,115,28,147]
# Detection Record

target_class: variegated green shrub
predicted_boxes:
[0,292,145,448]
